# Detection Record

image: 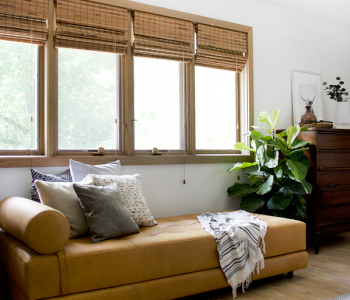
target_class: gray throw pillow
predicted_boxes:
[70,159,122,182]
[73,183,140,243]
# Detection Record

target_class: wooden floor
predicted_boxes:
[178,232,350,300]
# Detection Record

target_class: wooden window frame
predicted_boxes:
[0,0,254,168]
[0,44,45,156]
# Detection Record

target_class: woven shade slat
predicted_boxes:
[56,39,126,53]
[0,0,48,43]
[196,24,247,72]
[56,0,127,31]
[0,35,44,44]
[133,49,193,62]
[133,11,194,62]
[57,22,127,44]
[0,16,46,32]
[0,0,48,20]
[56,0,128,54]
[196,56,245,68]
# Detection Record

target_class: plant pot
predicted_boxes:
[335,101,350,129]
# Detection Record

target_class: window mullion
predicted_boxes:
[187,57,196,155]
[46,0,57,157]
[124,10,134,156]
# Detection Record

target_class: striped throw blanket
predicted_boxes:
[197,211,267,298]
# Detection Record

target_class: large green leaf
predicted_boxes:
[240,193,268,212]
[272,109,280,130]
[285,147,310,157]
[290,139,313,149]
[275,168,283,178]
[266,150,279,168]
[234,142,255,152]
[289,152,310,169]
[300,126,309,132]
[283,178,307,195]
[256,175,274,195]
[251,126,272,134]
[267,187,293,210]
[267,139,279,147]
[243,131,251,137]
[260,166,274,175]
[242,165,264,176]
[257,136,273,144]
[286,125,300,146]
[227,183,259,196]
[257,145,266,166]
[289,194,307,219]
[227,162,258,173]
[258,111,273,128]
[278,130,287,137]
[300,179,312,194]
[277,139,289,156]
[251,130,264,140]
[266,145,275,158]
[286,159,308,181]
[248,175,263,182]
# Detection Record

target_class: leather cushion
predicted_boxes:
[55,213,306,294]
[0,197,70,255]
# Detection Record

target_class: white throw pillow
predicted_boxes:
[70,159,122,182]
[87,174,157,227]
[35,178,94,238]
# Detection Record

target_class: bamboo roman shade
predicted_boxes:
[196,24,247,72]
[56,0,128,53]
[133,11,194,62]
[0,0,48,44]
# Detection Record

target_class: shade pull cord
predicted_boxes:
[182,42,186,184]
[30,19,34,161]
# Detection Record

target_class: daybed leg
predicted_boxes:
[287,271,293,278]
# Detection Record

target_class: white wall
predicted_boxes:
[1,0,349,217]
[0,164,242,218]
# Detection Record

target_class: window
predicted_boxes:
[0,1,253,167]
[0,40,39,152]
[195,66,237,151]
[58,48,119,151]
[134,57,185,151]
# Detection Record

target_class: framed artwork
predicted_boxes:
[291,70,324,125]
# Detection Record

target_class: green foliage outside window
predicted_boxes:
[0,40,37,150]
[58,48,117,150]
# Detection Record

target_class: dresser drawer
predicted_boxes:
[318,151,350,168]
[319,204,350,226]
[317,132,350,150]
[320,187,350,206]
[318,169,350,186]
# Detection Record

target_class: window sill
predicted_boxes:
[0,154,253,168]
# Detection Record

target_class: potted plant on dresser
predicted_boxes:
[323,77,350,128]
[227,109,313,220]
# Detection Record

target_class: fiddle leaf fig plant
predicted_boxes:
[227,109,313,220]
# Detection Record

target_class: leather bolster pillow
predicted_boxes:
[0,197,70,254]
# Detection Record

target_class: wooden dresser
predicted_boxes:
[298,128,350,254]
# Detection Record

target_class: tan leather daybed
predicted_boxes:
[0,197,308,300]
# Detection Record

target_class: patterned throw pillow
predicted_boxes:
[30,168,72,202]
[87,174,157,227]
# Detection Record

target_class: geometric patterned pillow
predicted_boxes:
[30,168,72,202]
[89,174,158,227]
